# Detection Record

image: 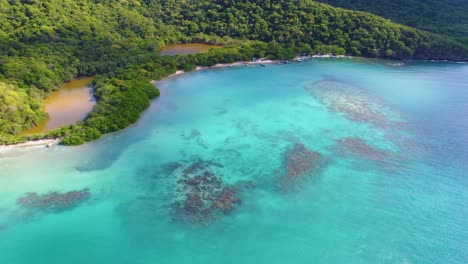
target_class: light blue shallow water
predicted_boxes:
[0,59,467,264]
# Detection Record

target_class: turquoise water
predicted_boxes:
[1,59,467,263]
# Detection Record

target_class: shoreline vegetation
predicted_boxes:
[159,43,222,56]
[160,54,352,80]
[2,1,468,148]
[0,54,349,151]
[1,53,461,151]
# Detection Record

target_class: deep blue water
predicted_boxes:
[0,59,467,264]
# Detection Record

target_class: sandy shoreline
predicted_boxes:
[0,139,61,152]
[160,59,277,80]
[156,55,352,81]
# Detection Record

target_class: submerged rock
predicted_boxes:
[16,188,91,213]
[279,143,326,191]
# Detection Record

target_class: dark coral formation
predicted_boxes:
[160,161,183,174]
[305,80,395,126]
[181,160,223,176]
[16,188,91,213]
[338,137,392,163]
[335,137,405,172]
[181,129,208,149]
[279,143,326,191]
[169,159,247,225]
[336,137,391,163]
[182,129,201,140]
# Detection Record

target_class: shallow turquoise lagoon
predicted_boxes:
[1,59,467,264]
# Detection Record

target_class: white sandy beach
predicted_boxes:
[0,139,61,152]
[156,55,352,81]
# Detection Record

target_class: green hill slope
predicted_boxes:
[149,0,468,60]
[1,0,467,144]
[315,0,468,45]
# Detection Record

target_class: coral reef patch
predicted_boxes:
[164,159,252,225]
[334,137,407,172]
[16,188,91,213]
[278,143,327,191]
[305,80,398,127]
[336,137,391,163]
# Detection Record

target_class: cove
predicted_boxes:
[22,77,95,135]
[0,59,467,264]
[159,43,221,55]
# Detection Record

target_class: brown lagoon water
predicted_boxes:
[159,43,221,56]
[23,77,95,134]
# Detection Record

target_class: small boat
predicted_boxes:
[47,141,53,148]
[387,62,405,67]
[228,65,233,68]
[260,64,266,67]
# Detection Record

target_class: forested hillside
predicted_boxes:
[1,0,467,145]
[151,0,468,59]
[316,0,468,45]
